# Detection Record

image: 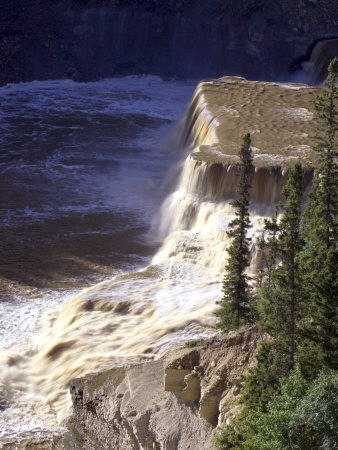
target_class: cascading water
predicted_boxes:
[302,38,338,84]
[0,76,312,444]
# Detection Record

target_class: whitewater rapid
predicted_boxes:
[0,75,196,439]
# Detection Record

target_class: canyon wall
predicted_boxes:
[1,0,338,85]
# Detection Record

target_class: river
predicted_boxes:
[0,75,199,440]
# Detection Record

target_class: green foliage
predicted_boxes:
[255,207,280,292]
[214,370,338,450]
[300,57,338,372]
[248,164,305,409]
[262,165,304,368]
[295,371,338,449]
[257,165,304,333]
[216,133,254,331]
[240,341,291,413]
[300,246,338,372]
[185,338,208,348]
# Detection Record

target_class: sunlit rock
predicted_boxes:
[68,327,264,449]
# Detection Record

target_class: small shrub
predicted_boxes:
[185,338,208,348]
[214,369,338,449]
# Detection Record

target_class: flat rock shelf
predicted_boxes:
[188,77,319,170]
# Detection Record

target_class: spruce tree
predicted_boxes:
[245,164,305,410]
[255,207,280,291]
[240,340,289,413]
[309,57,338,248]
[258,165,304,355]
[216,133,254,331]
[300,58,338,371]
[276,164,304,368]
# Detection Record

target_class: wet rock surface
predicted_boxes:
[67,326,263,449]
[187,76,320,170]
[1,0,338,85]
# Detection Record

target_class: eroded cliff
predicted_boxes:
[67,327,264,450]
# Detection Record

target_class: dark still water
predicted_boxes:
[0,75,194,348]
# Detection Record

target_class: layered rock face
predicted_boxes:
[1,0,338,84]
[68,327,264,450]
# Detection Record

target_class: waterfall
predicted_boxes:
[302,38,338,84]
[0,79,313,436]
